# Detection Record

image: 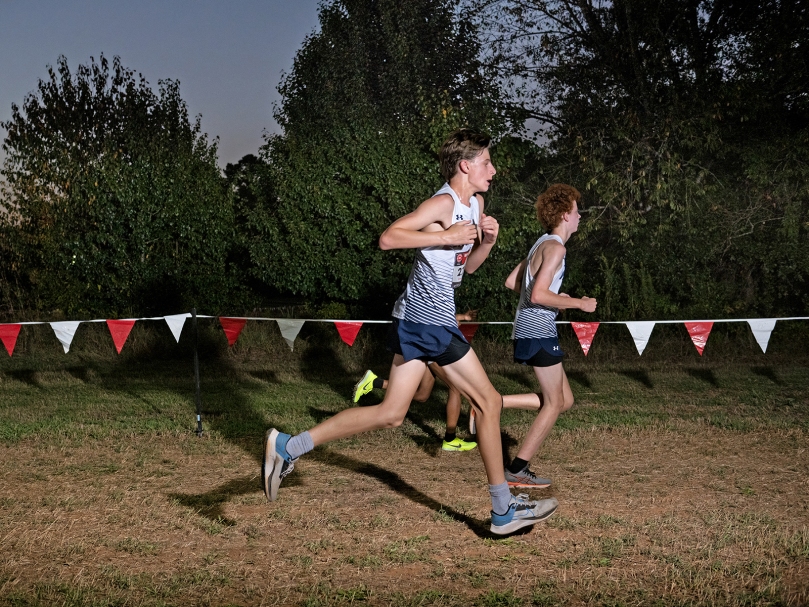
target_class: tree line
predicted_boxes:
[1,0,807,321]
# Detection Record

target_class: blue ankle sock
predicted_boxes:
[285,431,314,460]
[489,481,511,515]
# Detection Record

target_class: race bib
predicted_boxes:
[452,250,470,288]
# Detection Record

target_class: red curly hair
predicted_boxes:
[536,184,581,230]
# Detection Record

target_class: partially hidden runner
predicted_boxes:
[498,184,597,489]
[263,129,558,535]
[353,310,480,453]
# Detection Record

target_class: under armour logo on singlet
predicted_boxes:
[455,214,464,221]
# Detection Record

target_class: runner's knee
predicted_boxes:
[563,394,575,412]
[413,387,431,402]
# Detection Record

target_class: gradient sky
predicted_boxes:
[0,0,321,167]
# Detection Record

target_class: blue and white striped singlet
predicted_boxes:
[392,183,480,328]
[512,234,565,339]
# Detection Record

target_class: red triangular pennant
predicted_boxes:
[106,319,136,354]
[571,322,600,356]
[219,317,247,347]
[335,321,363,346]
[685,321,714,356]
[459,323,480,343]
[0,324,22,357]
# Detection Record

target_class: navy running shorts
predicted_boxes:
[387,318,470,366]
[513,337,564,367]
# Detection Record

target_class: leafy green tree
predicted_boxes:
[475,0,809,318]
[250,0,513,313]
[1,55,234,316]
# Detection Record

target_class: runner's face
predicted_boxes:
[464,148,496,192]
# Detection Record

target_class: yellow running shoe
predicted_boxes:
[353,369,378,403]
[442,437,478,452]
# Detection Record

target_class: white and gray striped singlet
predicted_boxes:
[392,184,480,328]
[512,234,565,340]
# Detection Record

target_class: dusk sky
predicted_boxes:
[0,0,321,167]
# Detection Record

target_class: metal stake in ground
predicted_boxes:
[192,308,203,437]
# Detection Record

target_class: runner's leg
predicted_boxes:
[503,393,543,410]
[309,355,427,445]
[514,364,574,462]
[428,363,460,433]
[413,366,436,402]
[438,350,505,485]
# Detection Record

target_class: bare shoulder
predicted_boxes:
[531,238,566,273]
[541,239,566,262]
[474,193,485,212]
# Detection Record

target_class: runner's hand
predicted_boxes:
[445,220,477,246]
[480,213,499,244]
[579,296,597,313]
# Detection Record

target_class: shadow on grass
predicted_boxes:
[566,371,593,390]
[169,448,531,539]
[65,366,94,383]
[404,408,444,457]
[168,474,300,526]
[619,369,654,389]
[686,368,720,387]
[499,431,521,465]
[5,369,40,388]
[309,448,498,539]
[750,366,782,385]
[300,343,353,398]
[501,370,536,391]
[246,370,279,384]
[167,477,254,527]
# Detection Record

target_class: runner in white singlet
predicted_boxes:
[499,184,597,489]
[264,129,559,536]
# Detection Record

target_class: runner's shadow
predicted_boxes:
[168,475,257,526]
[566,371,592,390]
[168,474,305,526]
[310,448,497,538]
[499,432,520,465]
[299,340,353,397]
[4,369,40,388]
[246,370,279,384]
[750,366,782,385]
[66,366,93,383]
[501,370,536,391]
[619,369,654,389]
[404,409,443,457]
[686,368,720,387]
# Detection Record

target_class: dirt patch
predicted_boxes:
[1,422,808,606]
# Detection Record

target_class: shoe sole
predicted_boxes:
[263,429,283,501]
[507,480,551,489]
[442,446,477,452]
[353,370,375,403]
[490,499,558,535]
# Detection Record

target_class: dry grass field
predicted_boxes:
[0,320,807,606]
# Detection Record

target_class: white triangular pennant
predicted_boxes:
[625,321,656,355]
[164,313,190,343]
[747,319,777,353]
[50,321,82,353]
[276,319,305,351]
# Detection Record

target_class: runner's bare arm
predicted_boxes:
[465,196,499,273]
[505,259,527,293]
[530,243,596,311]
[379,194,477,250]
